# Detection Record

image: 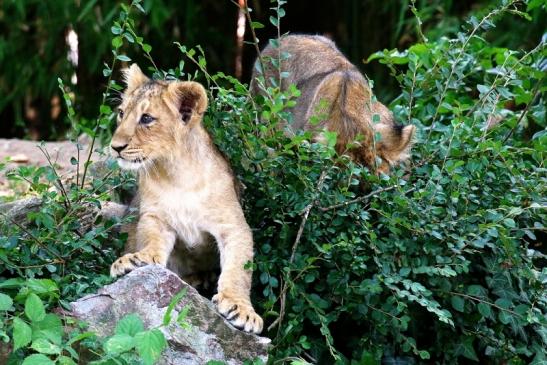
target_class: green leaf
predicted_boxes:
[116,55,132,62]
[0,278,24,289]
[358,351,376,365]
[112,36,123,49]
[100,104,112,115]
[304,273,315,283]
[176,306,190,327]
[451,296,465,312]
[477,84,490,94]
[527,0,544,11]
[323,131,338,149]
[163,288,187,326]
[116,314,144,337]
[0,293,13,311]
[477,302,492,319]
[251,21,264,29]
[466,285,486,297]
[498,311,513,325]
[494,298,512,309]
[13,317,32,351]
[112,36,123,48]
[31,314,63,345]
[134,2,145,13]
[455,337,479,362]
[431,230,443,239]
[134,329,167,365]
[111,25,122,35]
[66,331,95,347]
[502,218,516,228]
[123,32,135,43]
[26,279,58,296]
[104,334,135,354]
[22,354,55,365]
[30,338,61,355]
[142,43,152,53]
[25,293,45,322]
[57,356,77,365]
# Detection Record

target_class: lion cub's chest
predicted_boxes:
[146,186,210,248]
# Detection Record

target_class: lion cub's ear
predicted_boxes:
[376,124,415,151]
[165,81,208,124]
[122,64,149,94]
[393,125,416,154]
[375,123,416,165]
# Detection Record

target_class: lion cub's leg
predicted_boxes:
[110,213,176,277]
[210,214,263,334]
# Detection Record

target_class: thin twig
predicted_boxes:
[76,140,81,188]
[38,145,71,211]
[449,291,524,318]
[290,172,327,261]
[275,0,282,88]
[319,185,408,212]
[426,1,518,143]
[81,2,135,189]
[407,63,418,126]
[268,277,285,333]
[266,255,325,335]
[0,212,65,262]
[12,259,64,270]
[268,170,328,332]
[242,0,266,85]
[465,37,544,119]
[502,76,544,143]
[368,304,403,322]
[409,0,427,43]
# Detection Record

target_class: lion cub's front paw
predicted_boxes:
[212,292,263,334]
[110,251,165,277]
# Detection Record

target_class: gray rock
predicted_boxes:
[0,197,127,234]
[0,197,42,222]
[69,265,270,364]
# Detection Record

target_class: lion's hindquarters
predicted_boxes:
[304,70,377,166]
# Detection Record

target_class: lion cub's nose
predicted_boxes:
[111,143,128,154]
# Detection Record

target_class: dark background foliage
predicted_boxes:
[0,0,544,140]
[0,1,545,364]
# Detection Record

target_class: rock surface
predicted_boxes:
[68,265,270,364]
[0,197,127,234]
[0,138,100,195]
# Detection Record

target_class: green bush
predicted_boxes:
[1,0,546,364]
[202,1,546,363]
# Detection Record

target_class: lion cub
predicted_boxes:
[251,34,415,173]
[109,64,263,334]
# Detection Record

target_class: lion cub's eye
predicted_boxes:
[139,113,156,125]
[118,109,124,118]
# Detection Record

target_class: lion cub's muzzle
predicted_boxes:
[111,144,148,170]
[111,143,128,154]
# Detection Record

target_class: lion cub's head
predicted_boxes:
[369,101,416,174]
[111,64,208,170]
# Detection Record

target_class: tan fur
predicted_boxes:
[110,64,263,334]
[251,34,416,173]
